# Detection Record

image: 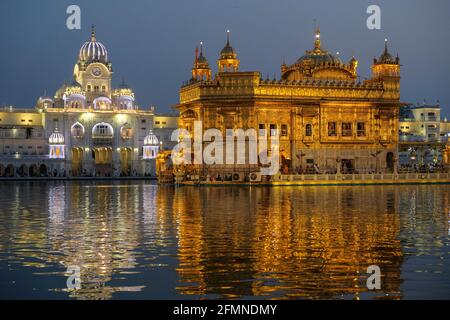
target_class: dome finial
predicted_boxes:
[314,28,321,49]
[226,29,230,46]
[91,24,96,41]
[200,41,204,56]
[384,38,389,54]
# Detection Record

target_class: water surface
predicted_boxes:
[0,181,449,299]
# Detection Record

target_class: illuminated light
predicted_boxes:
[82,112,94,121]
[116,114,127,123]
[85,147,90,152]
[49,145,65,159]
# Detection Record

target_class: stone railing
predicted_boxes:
[273,172,450,182]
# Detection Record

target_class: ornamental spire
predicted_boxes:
[199,41,204,57]
[314,28,321,49]
[226,29,230,46]
[91,25,96,42]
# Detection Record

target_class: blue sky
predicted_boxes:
[1,0,450,116]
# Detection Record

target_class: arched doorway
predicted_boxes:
[5,164,15,177]
[39,164,48,177]
[386,152,395,172]
[93,147,113,176]
[18,164,28,177]
[71,147,83,176]
[120,148,132,176]
[29,164,38,177]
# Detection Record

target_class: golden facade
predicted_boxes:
[176,30,402,175]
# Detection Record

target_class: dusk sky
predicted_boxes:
[1,0,450,116]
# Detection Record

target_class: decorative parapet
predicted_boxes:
[179,73,400,104]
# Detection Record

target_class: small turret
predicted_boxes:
[372,39,400,79]
[217,30,240,72]
[371,39,401,98]
[192,42,212,80]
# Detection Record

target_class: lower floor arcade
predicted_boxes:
[0,147,156,178]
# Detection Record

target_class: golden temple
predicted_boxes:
[174,29,403,178]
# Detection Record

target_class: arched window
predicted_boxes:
[92,122,114,138]
[71,122,85,138]
[93,97,112,110]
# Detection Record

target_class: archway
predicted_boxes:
[93,147,113,176]
[18,164,28,177]
[120,148,132,176]
[386,152,395,172]
[39,164,48,177]
[5,164,15,177]
[29,164,38,177]
[71,147,84,176]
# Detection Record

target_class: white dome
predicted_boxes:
[144,130,159,146]
[49,129,65,144]
[78,27,108,63]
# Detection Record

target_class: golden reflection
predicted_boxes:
[172,186,406,299]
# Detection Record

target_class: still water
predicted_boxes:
[0,181,449,300]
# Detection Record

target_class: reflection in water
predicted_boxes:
[172,187,404,299]
[0,182,449,299]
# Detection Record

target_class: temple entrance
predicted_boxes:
[5,164,15,177]
[386,152,395,172]
[93,147,113,176]
[29,164,38,177]
[71,147,83,176]
[120,147,132,176]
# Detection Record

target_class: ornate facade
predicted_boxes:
[175,30,402,176]
[0,27,160,177]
